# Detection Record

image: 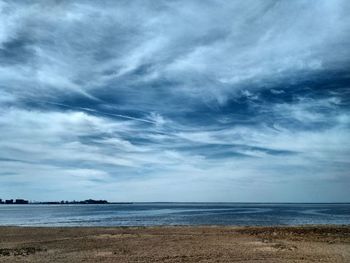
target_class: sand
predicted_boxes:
[0,225,349,262]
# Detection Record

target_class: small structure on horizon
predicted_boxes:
[15,199,29,204]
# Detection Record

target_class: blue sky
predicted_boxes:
[0,0,349,202]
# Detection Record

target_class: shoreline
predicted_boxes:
[1,225,349,262]
[0,224,350,229]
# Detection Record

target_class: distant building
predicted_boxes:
[0,199,3,204]
[15,199,29,204]
[5,199,13,204]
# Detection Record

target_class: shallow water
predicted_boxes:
[0,203,349,226]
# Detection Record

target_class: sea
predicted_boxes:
[0,203,349,227]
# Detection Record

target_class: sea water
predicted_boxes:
[0,203,349,226]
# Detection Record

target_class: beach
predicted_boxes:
[0,226,349,262]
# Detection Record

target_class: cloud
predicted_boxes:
[0,0,349,201]
[1,0,349,101]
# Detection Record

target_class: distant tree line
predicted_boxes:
[0,199,28,204]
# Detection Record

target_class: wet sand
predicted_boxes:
[0,226,349,262]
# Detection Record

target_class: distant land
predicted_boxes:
[0,198,133,205]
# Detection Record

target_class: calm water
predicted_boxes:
[0,203,349,227]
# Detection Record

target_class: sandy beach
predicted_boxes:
[0,226,349,262]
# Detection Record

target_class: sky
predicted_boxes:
[0,0,350,202]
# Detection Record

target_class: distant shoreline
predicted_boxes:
[0,199,130,205]
[1,202,350,205]
[0,202,134,205]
